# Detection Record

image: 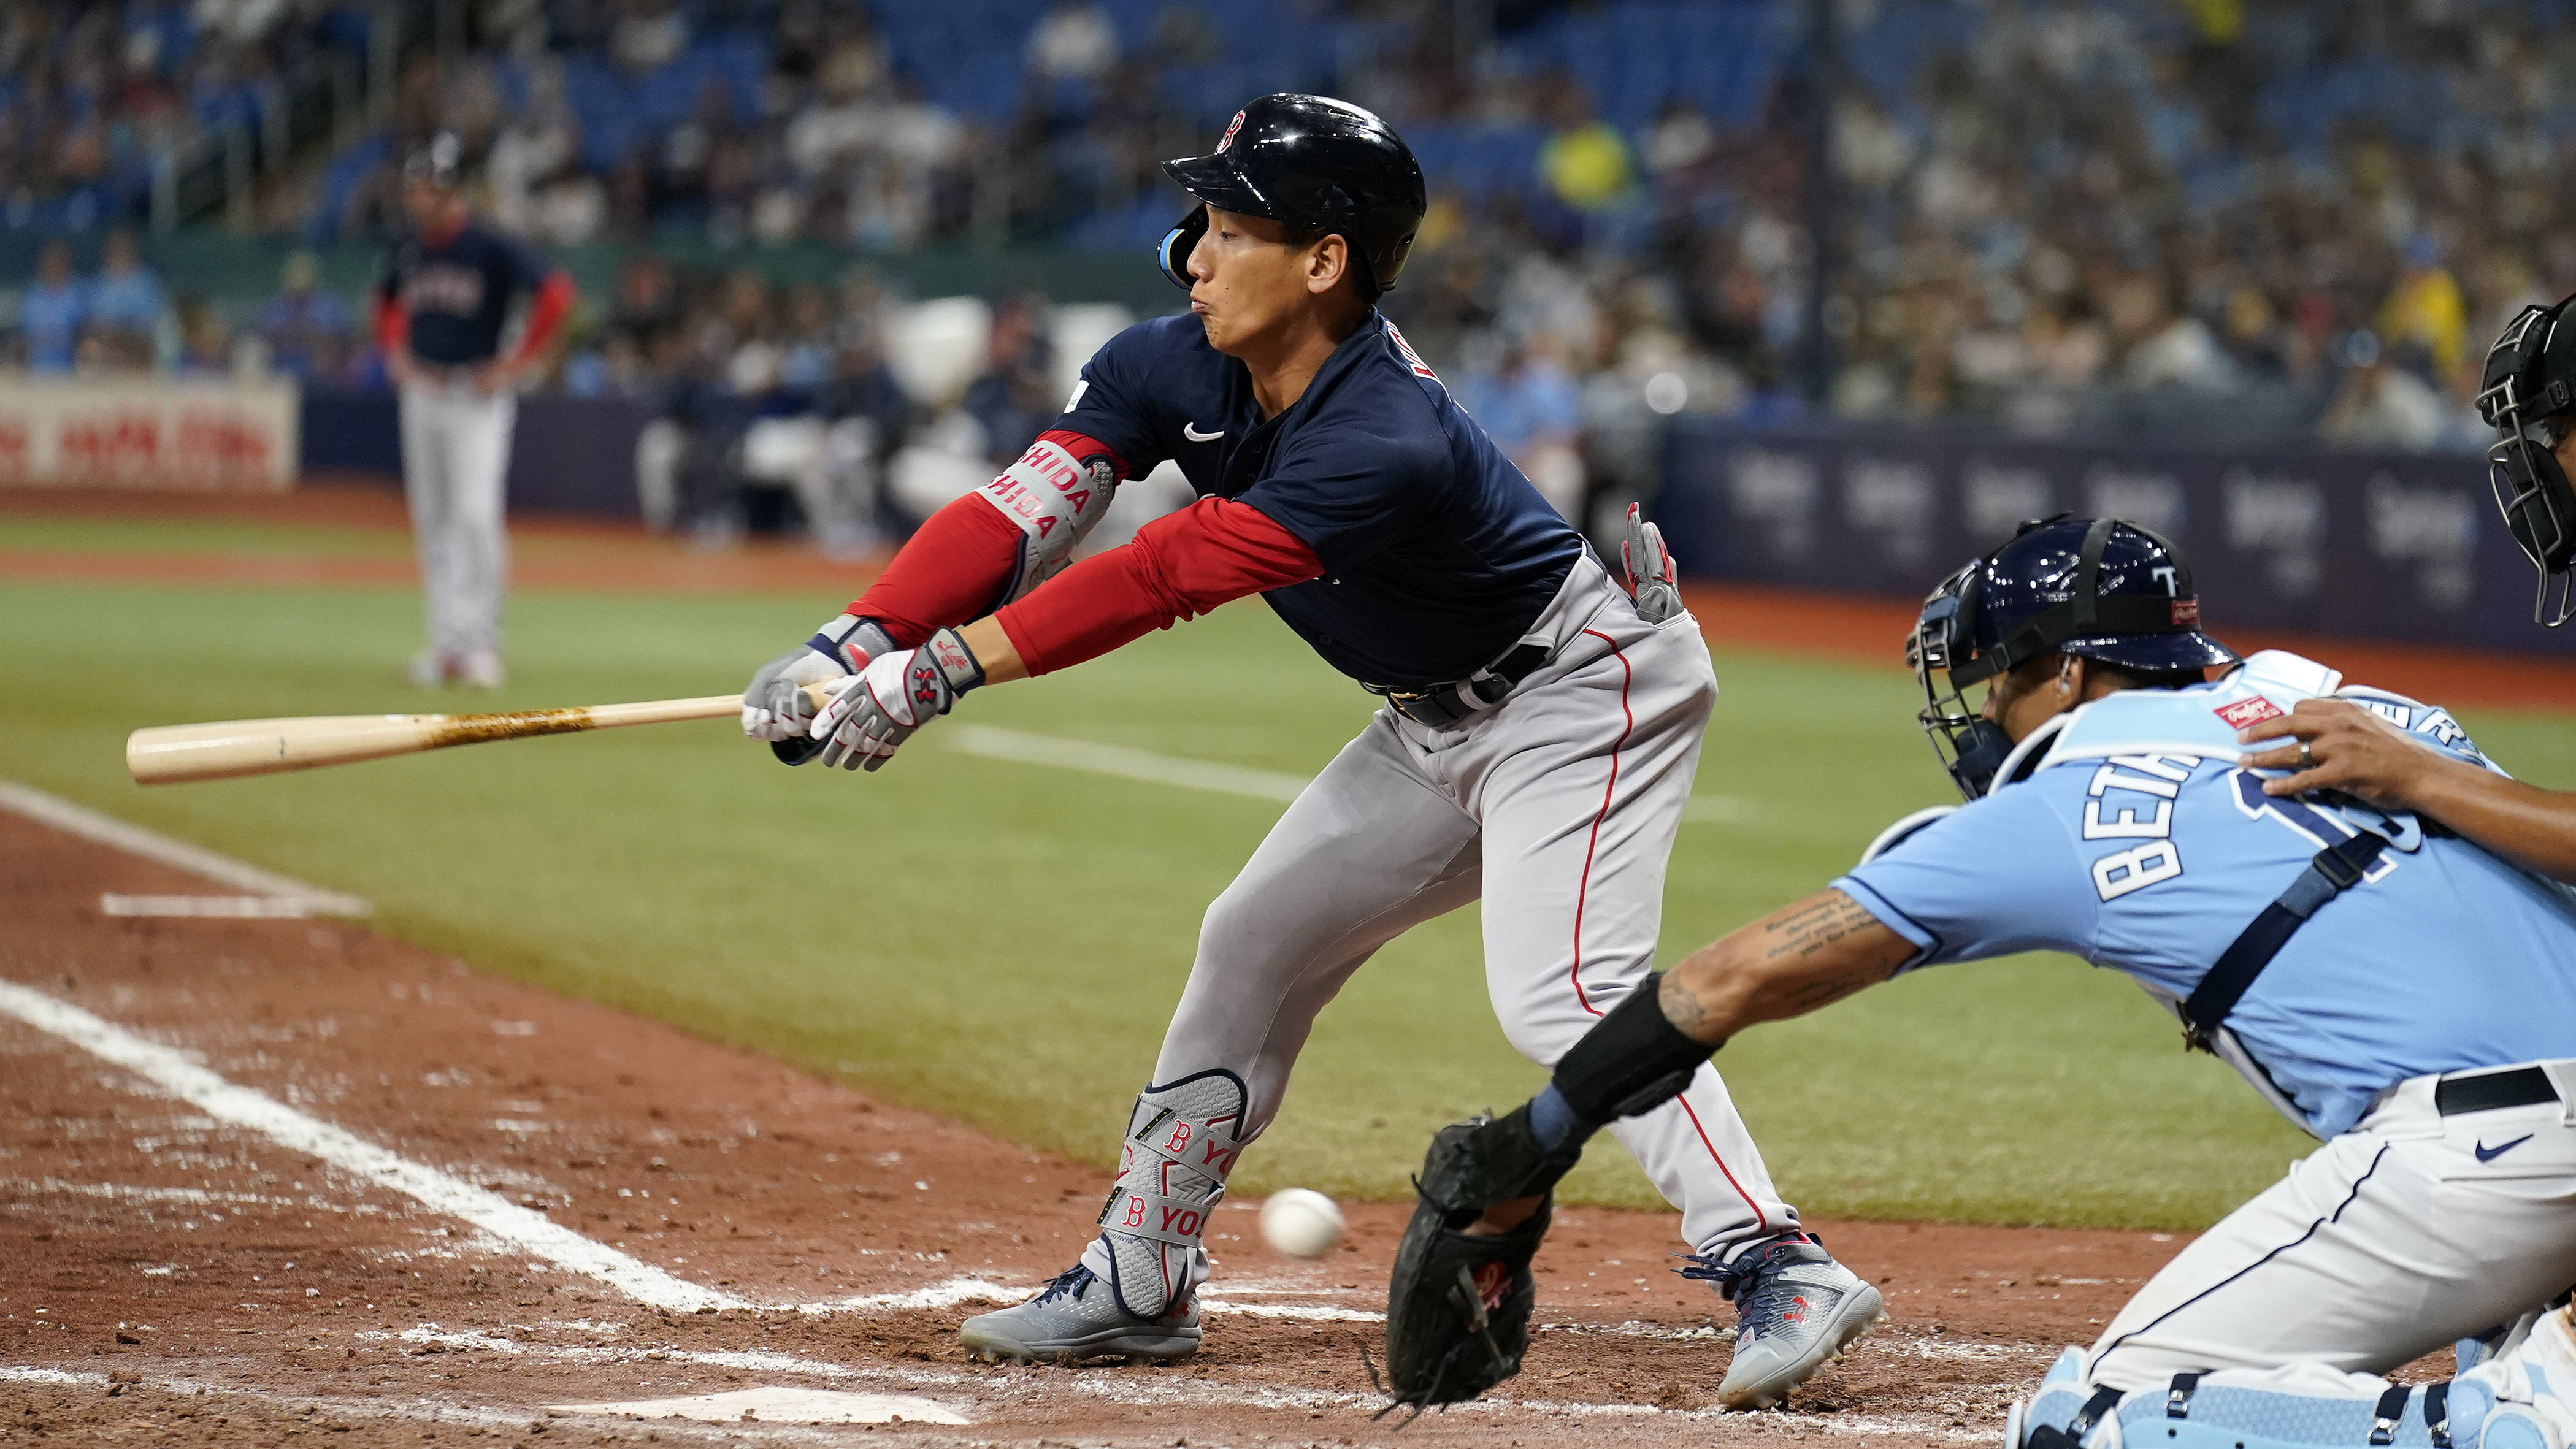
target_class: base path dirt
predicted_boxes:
[0,801,2191,1448]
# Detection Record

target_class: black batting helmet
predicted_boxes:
[1156,94,1427,298]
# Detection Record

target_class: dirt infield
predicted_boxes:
[0,796,2197,1447]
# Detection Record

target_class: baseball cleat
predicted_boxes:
[407,649,451,689]
[957,1264,1202,1366]
[1680,1231,1884,1409]
[455,650,506,690]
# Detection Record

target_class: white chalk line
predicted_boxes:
[99,894,337,919]
[548,1386,968,1426]
[946,724,1754,822]
[2,1176,352,1212]
[0,979,737,1313]
[378,1325,1731,1421]
[0,779,372,915]
[947,724,1311,803]
[0,981,1384,1328]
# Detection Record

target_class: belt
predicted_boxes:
[1369,640,1553,731]
[2435,1065,2561,1116]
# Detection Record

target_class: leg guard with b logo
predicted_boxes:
[1081,1068,1248,1320]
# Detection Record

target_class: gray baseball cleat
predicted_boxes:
[1681,1231,1885,1409]
[958,1264,1203,1365]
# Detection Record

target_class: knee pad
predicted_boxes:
[1094,1068,1247,1320]
[1550,974,1720,1123]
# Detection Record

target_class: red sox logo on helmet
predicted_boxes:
[1216,110,1246,153]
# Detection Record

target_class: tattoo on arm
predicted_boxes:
[1775,961,1899,1014]
[1658,969,1708,1037]
[1755,890,1893,967]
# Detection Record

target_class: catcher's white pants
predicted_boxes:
[1146,552,1798,1260]
[399,380,515,660]
[2080,1061,2576,1394]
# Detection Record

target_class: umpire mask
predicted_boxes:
[2478,297,2576,626]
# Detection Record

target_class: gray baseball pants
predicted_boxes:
[398,380,515,662]
[1081,552,1799,1306]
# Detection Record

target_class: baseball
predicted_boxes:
[1259,1188,1346,1260]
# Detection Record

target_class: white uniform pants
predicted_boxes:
[399,380,516,660]
[2082,1061,2576,1394]
[1148,553,1798,1258]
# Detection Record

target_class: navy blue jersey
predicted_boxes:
[1059,312,1581,690]
[378,223,553,365]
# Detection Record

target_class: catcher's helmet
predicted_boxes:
[403,130,463,189]
[1156,94,1426,298]
[2477,296,2576,625]
[1908,516,2238,799]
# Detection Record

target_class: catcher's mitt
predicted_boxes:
[1376,1106,1582,1415]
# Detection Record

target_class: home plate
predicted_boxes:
[548,1387,970,1425]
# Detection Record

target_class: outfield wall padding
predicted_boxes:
[303,392,654,516]
[1655,423,2563,658]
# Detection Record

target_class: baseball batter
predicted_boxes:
[375,131,573,690]
[738,93,1879,1402]
[1416,518,2576,1445]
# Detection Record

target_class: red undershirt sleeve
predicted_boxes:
[507,271,574,367]
[374,295,408,357]
[993,496,1324,676]
[841,492,1027,648]
[844,429,1131,648]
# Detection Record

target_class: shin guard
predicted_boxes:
[1086,1068,1247,1320]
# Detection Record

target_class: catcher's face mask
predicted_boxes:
[1909,559,2017,801]
[2478,300,2576,627]
[1909,516,2229,801]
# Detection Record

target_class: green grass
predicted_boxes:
[0,514,415,559]
[31,567,2576,1231]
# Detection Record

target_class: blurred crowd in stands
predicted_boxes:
[7,0,2576,479]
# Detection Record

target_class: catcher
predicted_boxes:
[1381,516,2576,1449]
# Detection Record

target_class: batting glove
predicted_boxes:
[1621,503,1684,625]
[809,627,984,771]
[742,614,896,742]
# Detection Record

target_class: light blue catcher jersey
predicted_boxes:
[1837,651,2576,1139]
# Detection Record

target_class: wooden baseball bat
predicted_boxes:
[126,684,837,786]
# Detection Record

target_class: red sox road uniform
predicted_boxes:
[375,220,571,678]
[820,308,1801,1319]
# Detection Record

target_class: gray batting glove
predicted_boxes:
[809,627,985,771]
[1621,503,1684,624]
[742,614,897,741]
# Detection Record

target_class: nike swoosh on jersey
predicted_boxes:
[1183,422,1224,442]
[2475,1134,2534,1163]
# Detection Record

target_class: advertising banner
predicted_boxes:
[1654,424,2564,657]
[0,375,299,491]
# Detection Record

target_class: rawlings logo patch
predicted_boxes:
[2215,697,2284,728]
[2171,598,2201,626]
[1216,110,1246,153]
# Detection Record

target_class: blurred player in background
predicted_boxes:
[2236,297,2576,883]
[738,93,1882,1403]
[377,131,575,690]
[1401,518,2576,1443]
